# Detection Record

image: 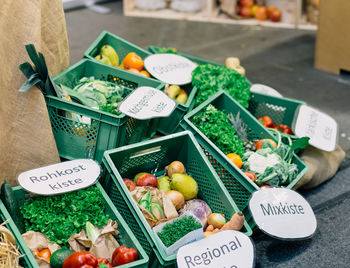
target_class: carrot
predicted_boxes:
[220,212,245,231]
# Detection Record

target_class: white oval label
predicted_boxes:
[144,54,197,85]
[18,159,100,195]
[177,230,255,268]
[250,84,283,97]
[119,86,176,120]
[249,188,317,240]
[294,105,338,152]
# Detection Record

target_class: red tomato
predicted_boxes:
[255,139,277,150]
[97,258,113,268]
[275,124,293,135]
[63,251,98,268]
[112,246,138,266]
[244,171,257,182]
[257,116,275,128]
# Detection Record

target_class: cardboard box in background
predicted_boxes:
[315,0,350,74]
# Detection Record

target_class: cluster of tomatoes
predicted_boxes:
[258,115,293,135]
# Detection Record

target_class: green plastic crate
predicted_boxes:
[48,59,165,162]
[84,32,199,136]
[148,45,221,66]
[0,201,37,268]
[149,45,304,135]
[248,92,305,138]
[4,183,149,268]
[100,131,252,267]
[181,91,309,227]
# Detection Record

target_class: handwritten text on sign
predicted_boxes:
[177,230,254,268]
[294,105,338,152]
[18,159,100,195]
[249,188,317,240]
[119,86,176,120]
[144,54,197,85]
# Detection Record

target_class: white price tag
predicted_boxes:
[250,84,283,97]
[294,105,338,152]
[177,230,255,268]
[18,159,100,195]
[119,86,176,120]
[249,188,317,240]
[144,54,197,85]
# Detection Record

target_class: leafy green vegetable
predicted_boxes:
[156,47,179,54]
[243,148,298,186]
[242,131,309,186]
[192,64,251,108]
[20,186,109,246]
[157,216,202,247]
[191,105,245,157]
[61,77,131,116]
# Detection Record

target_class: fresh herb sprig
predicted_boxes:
[20,186,109,246]
[157,216,202,247]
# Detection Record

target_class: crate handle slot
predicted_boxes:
[130,146,161,159]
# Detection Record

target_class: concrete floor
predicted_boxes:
[65,1,350,267]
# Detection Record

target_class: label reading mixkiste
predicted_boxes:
[17,159,100,195]
[119,86,176,120]
[249,188,317,240]
[177,231,254,268]
[144,54,197,85]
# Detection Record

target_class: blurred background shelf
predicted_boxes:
[123,0,318,30]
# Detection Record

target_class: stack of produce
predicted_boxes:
[237,0,282,22]
[1,183,139,267]
[123,160,245,251]
[95,45,151,77]
[191,105,309,187]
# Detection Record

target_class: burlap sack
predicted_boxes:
[0,0,69,185]
[294,145,346,190]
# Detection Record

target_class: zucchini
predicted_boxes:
[50,248,74,268]
[0,181,25,233]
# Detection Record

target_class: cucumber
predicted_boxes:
[0,181,25,233]
[50,248,74,268]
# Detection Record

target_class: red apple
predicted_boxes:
[239,0,254,7]
[244,171,257,182]
[239,6,252,18]
[251,5,259,16]
[123,178,136,191]
[269,8,282,22]
[266,6,277,18]
[255,6,267,21]
[136,174,158,187]
[133,172,148,184]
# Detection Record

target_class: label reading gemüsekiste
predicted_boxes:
[144,54,197,85]
[294,105,338,152]
[249,188,317,240]
[17,159,100,195]
[119,86,176,120]
[177,230,254,268]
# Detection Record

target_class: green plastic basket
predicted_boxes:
[4,183,149,268]
[84,31,198,136]
[248,92,305,138]
[48,59,165,162]
[148,45,305,135]
[181,91,309,227]
[100,131,252,267]
[0,201,37,268]
[148,45,221,66]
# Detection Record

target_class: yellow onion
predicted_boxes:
[207,213,226,229]
[166,161,186,178]
[165,190,185,210]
